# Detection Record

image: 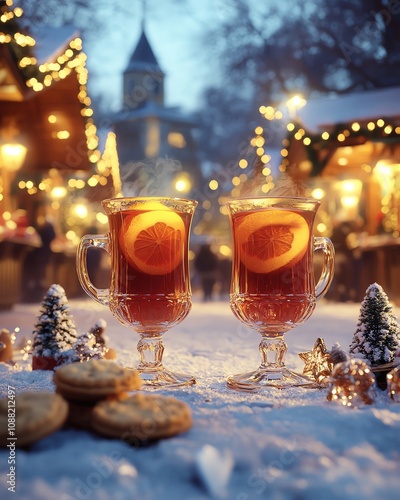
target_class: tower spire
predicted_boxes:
[141,0,146,30]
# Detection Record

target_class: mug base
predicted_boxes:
[136,367,196,388]
[227,366,316,392]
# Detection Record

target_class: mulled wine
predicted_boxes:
[226,197,335,390]
[107,203,193,333]
[77,197,198,387]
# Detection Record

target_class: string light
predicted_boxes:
[0,0,123,201]
[1,1,99,167]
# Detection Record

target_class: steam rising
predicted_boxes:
[121,157,182,197]
[269,173,306,197]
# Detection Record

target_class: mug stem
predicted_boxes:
[135,334,196,387]
[259,335,287,368]
[137,336,165,370]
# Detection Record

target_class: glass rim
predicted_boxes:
[226,195,321,206]
[101,196,198,206]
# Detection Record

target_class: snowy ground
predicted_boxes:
[1,297,400,500]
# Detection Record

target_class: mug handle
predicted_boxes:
[314,236,335,301]
[76,234,110,306]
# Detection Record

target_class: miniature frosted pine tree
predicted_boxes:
[349,283,400,365]
[32,284,79,369]
[74,332,107,362]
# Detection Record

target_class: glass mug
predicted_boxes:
[76,197,198,388]
[226,196,335,391]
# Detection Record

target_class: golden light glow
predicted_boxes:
[287,95,306,109]
[71,203,88,219]
[341,196,358,208]
[261,154,270,163]
[232,176,240,186]
[255,136,265,147]
[96,213,108,225]
[374,161,393,178]
[342,179,360,193]
[174,173,192,193]
[239,159,248,169]
[56,130,70,139]
[209,180,218,191]
[50,186,67,199]
[337,179,362,210]
[262,167,271,176]
[286,94,307,118]
[0,143,27,172]
[219,245,232,258]
[311,188,325,200]
[168,131,186,149]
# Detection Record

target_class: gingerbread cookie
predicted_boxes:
[92,393,192,442]
[53,359,142,401]
[0,392,68,447]
[66,393,130,430]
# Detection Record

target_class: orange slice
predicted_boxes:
[120,202,185,275]
[237,210,309,273]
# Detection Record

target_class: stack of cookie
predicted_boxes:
[54,359,193,443]
[53,359,142,429]
[0,359,193,448]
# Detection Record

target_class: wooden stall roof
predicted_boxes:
[0,9,97,174]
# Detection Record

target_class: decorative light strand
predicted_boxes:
[1,1,99,164]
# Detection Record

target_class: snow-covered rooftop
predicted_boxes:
[299,86,400,133]
[31,26,79,65]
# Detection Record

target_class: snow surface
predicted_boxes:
[1,297,400,500]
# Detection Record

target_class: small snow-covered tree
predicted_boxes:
[32,284,78,361]
[74,332,107,362]
[349,283,400,365]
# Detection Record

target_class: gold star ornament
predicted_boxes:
[298,338,334,386]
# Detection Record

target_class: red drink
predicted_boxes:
[229,206,317,334]
[225,196,334,390]
[107,203,192,334]
[77,196,198,387]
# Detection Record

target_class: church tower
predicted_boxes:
[113,15,202,197]
[123,26,165,109]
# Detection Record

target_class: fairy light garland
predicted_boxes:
[199,117,279,232]
[281,118,400,174]
[16,132,120,198]
[0,0,100,171]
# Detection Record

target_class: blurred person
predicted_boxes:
[194,244,218,302]
[24,216,56,302]
[329,220,358,302]
[218,256,232,299]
